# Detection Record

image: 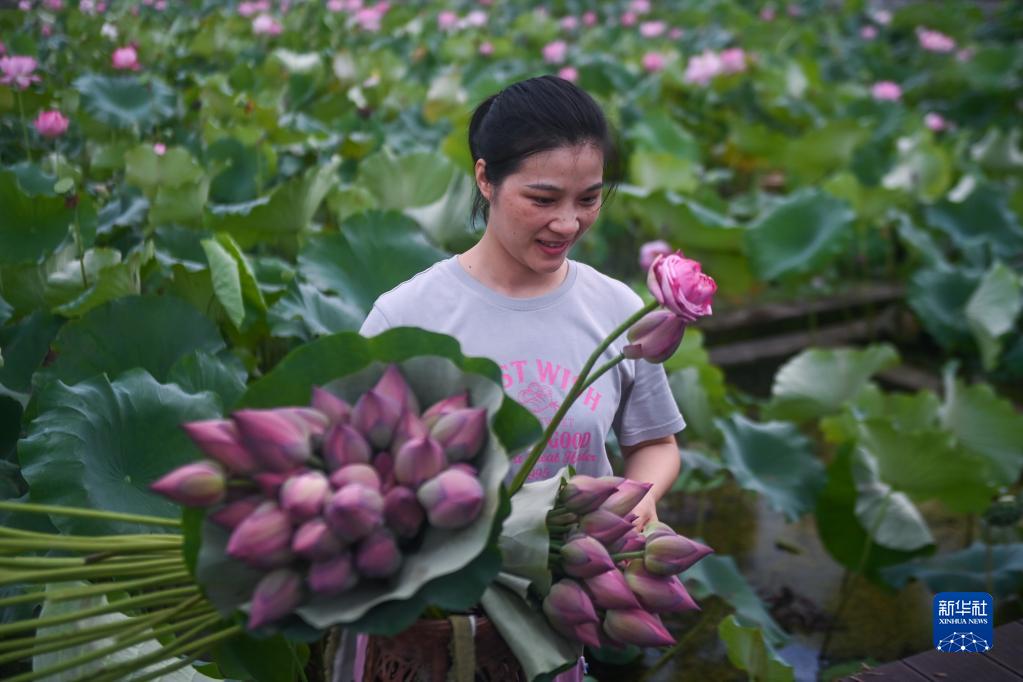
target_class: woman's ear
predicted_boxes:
[474,159,493,202]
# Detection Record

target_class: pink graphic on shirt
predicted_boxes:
[518,382,560,417]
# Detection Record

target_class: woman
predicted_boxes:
[354,75,685,679]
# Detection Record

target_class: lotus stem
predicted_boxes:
[0,527,180,543]
[0,500,180,527]
[0,570,190,608]
[509,300,657,495]
[610,551,645,562]
[0,557,184,587]
[84,622,243,682]
[0,538,180,553]
[576,353,625,395]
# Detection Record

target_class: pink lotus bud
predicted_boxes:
[111,45,140,71]
[641,52,666,73]
[547,509,577,526]
[579,509,634,546]
[639,240,672,271]
[374,451,395,487]
[390,411,428,456]
[311,387,352,424]
[421,392,469,429]
[583,569,640,609]
[152,142,166,155]
[542,580,599,638]
[624,310,686,363]
[394,436,445,488]
[355,528,402,578]
[607,528,646,554]
[429,408,487,462]
[33,110,69,138]
[309,552,357,595]
[325,483,384,542]
[279,471,329,522]
[329,463,381,491]
[582,11,597,26]
[372,364,419,415]
[624,562,699,613]
[352,389,402,449]
[644,534,713,575]
[252,13,283,36]
[642,521,675,542]
[416,469,484,529]
[292,518,344,560]
[449,462,478,477]
[181,419,258,474]
[561,475,622,514]
[150,461,225,507]
[542,40,567,64]
[602,609,675,647]
[254,471,289,498]
[232,409,314,472]
[247,568,302,629]
[560,535,616,578]
[383,486,424,538]
[226,502,293,569]
[558,66,578,83]
[871,80,902,102]
[647,253,716,322]
[209,496,262,530]
[478,41,494,56]
[323,423,372,470]
[276,407,330,436]
[600,479,653,517]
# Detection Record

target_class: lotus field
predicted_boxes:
[1,0,1022,680]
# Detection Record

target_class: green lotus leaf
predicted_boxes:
[0,311,62,396]
[743,189,855,281]
[167,349,248,411]
[851,447,936,552]
[881,542,1023,599]
[628,151,698,194]
[267,282,363,342]
[783,120,868,184]
[964,262,1022,371]
[52,241,155,318]
[880,135,953,202]
[74,73,178,130]
[906,264,982,351]
[0,169,97,266]
[202,238,245,329]
[357,149,455,211]
[767,344,900,422]
[19,369,222,535]
[718,615,794,682]
[924,182,1023,261]
[970,128,1023,174]
[404,170,476,250]
[716,414,825,521]
[497,470,565,597]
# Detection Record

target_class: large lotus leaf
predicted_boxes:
[743,189,855,281]
[940,368,1023,487]
[74,73,177,130]
[36,295,225,389]
[924,182,1023,261]
[850,449,934,553]
[0,168,88,266]
[622,188,743,253]
[815,446,933,577]
[716,415,825,521]
[215,232,266,312]
[628,151,698,194]
[881,135,952,202]
[201,238,244,329]
[404,170,476,250]
[0,311,62,395]
[207,138,264,204]
[19,369,221,535]
[357,149,456,211]
[906,264,982,350]
[628,112,700,161]
[297,211,448,315]
[893,212,945,268]
[52,241,155,318]
[125,145,204,192]
[970,128,1023,174]
[267,282,363,342]
[782,120,868,184]
[766,345,900,422]
[497,470,564,597]
[964,262,1022,370]
[881,543,1023,599]
[206,158,340,252]
[684,552,788,647]
[167,350,248,411]
[718,615,795,682]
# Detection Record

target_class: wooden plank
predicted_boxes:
[902,645,1023,680]
[985,622,1023,674]
[839,660,930,680]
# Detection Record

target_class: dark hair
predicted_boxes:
[467,75,621,227]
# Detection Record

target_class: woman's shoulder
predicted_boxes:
[372,256,457,310]
[571,260,644,309]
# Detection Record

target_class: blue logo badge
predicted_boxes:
[933,592,993,652]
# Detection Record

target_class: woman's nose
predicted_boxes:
[549,214,580,234]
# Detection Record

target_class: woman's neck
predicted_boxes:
[457,233,569,298]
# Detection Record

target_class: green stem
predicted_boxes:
[0,501,180,527]
[509,300,657,495]
[0,570,189,608]
[0,557,185,588]
[610,550,645,562]
[576,353,625,395]
[0,527,180,542]
[72,201,88,288]
[0,538,180,552]
[85,623,243,682]
[16,90,32,164]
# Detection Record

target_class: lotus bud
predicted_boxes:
[600,479,653,517]
[390,411,428,456]
[421,392,469,429]
[642,521,676,542]
[232,409,313,472]
[254,472,289,498]
[279,471,329,523]
[602,609,675,647]
[227,502,293,568]
[292,518,345,560]
[311,387,352,424]
[248,569,303,629]
[579,509,634,546]
[374,451,395,489]
[352,389,402,449]
[209,496,262,530]
[383,486,425,538]
[542,580,599,635]
[561,475,622,514]
[560,536,616,578]
[623,310,687,363]
[624,562,699,613]
[329,463,381,491]
[583,569,640,609]
[180,419,257,474]
[449,462,478,477]
[150,461,226,507]
[276,407,330,437]
[416,469,484,529]
[309,552,357,595]
[546,510,578,526]
[568,621,603,648]
[608,528,646,554]
[430,408,487,462]
[355,528,402,578]
[325,484,384,542]
[394,436,445,488]
[372,364,420,415]
[644,534,713,575]
[322,423,372,470]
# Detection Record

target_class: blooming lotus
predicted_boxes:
[647,252,716,322]
[603,609,675,647]
[33,110,68,138]
[248,569,302,629]
[624,310,686,363]
[437,10,458,30]
[325,483,384,542]
[252,14,283,36]
[639,21,665,37]
[542,40,567,64]
[557,66,578,83]
[683,49,722,85]
[150,461,226,508]
[719,48,747,75]
[0,55,40,89]
[226,502,293,569]
[641,52,665,73]
[416,468,484,529]
[181,419,258,474]
[917,27,956,53]
[871,81,902,102]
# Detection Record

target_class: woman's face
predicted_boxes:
[476,143,604,280]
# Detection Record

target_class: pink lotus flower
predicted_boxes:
[641,52,665,73]
[292,518,344,560]
[719,47,747,75]
[669,27,684,40]
[153,142,166,156]
[625,562,700,613]
[252,14,283,36]
[325,483,384,542]
[579,508,634,546]
[464,9,486,27]
[639,240,672,271]
[871,80,902,101]
[383,485,425,538]
[582,11,597,27]
[561,475,621,514]
[227,502,293,568]
[647,252,717,322]
[237,0,270,17]
[639,21,665,38]
[279,470,329,522]
[232,408,317,472]
[248,569,302,629]
[208,496,261,530]
[560,535,617,578]
[603,609,675,647]
[355,528,402,577]
[683,50,722,85]
[600,479,653,517]
[0,55,41,90]
[421,392,469,428]
[352,389,402,449]
[644,534,713,575]
[860,25,878,40]
[309,553,357,595]
[394,436,445,487]
[584,568,640,609]
[326,0,345,11]
[111,45,140,71]
[917,27,956,53]
[607,527,645,554]
[479,41,494,56]
[629,0,650,14]
[390,411,428,457]
[543,579,599,627]
[560,16,578,31]
[373,364,420,416]
[619,11,637,27]
[557,66,578,82]
[416,468,485,529]
[759,6,776,21]
[329,463,381,491]
[181,419,257,474]
[354,6,384,31]
[542,40,568,64]
[430,407,486,462]
[437,10,458,30]
[872,9,892,25]
[33,109,68,138]
[323,423,372,470]
[924,112,948,132]
[624,310,686,363]
[311,387,352,424]
[150,461,226,508]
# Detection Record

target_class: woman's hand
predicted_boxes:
[629,492,659,530]
[620,433,680,531]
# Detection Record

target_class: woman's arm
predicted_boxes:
[620,434,681,529]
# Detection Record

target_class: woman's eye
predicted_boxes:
[580,196,600,206]
[531,197,556,206]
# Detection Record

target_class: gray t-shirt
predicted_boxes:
[359,257,685,482]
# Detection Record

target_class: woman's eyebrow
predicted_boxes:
[524,182,604,192]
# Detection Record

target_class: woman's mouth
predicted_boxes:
[536,239,570,255]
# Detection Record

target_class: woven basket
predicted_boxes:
[362,615,526,682]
